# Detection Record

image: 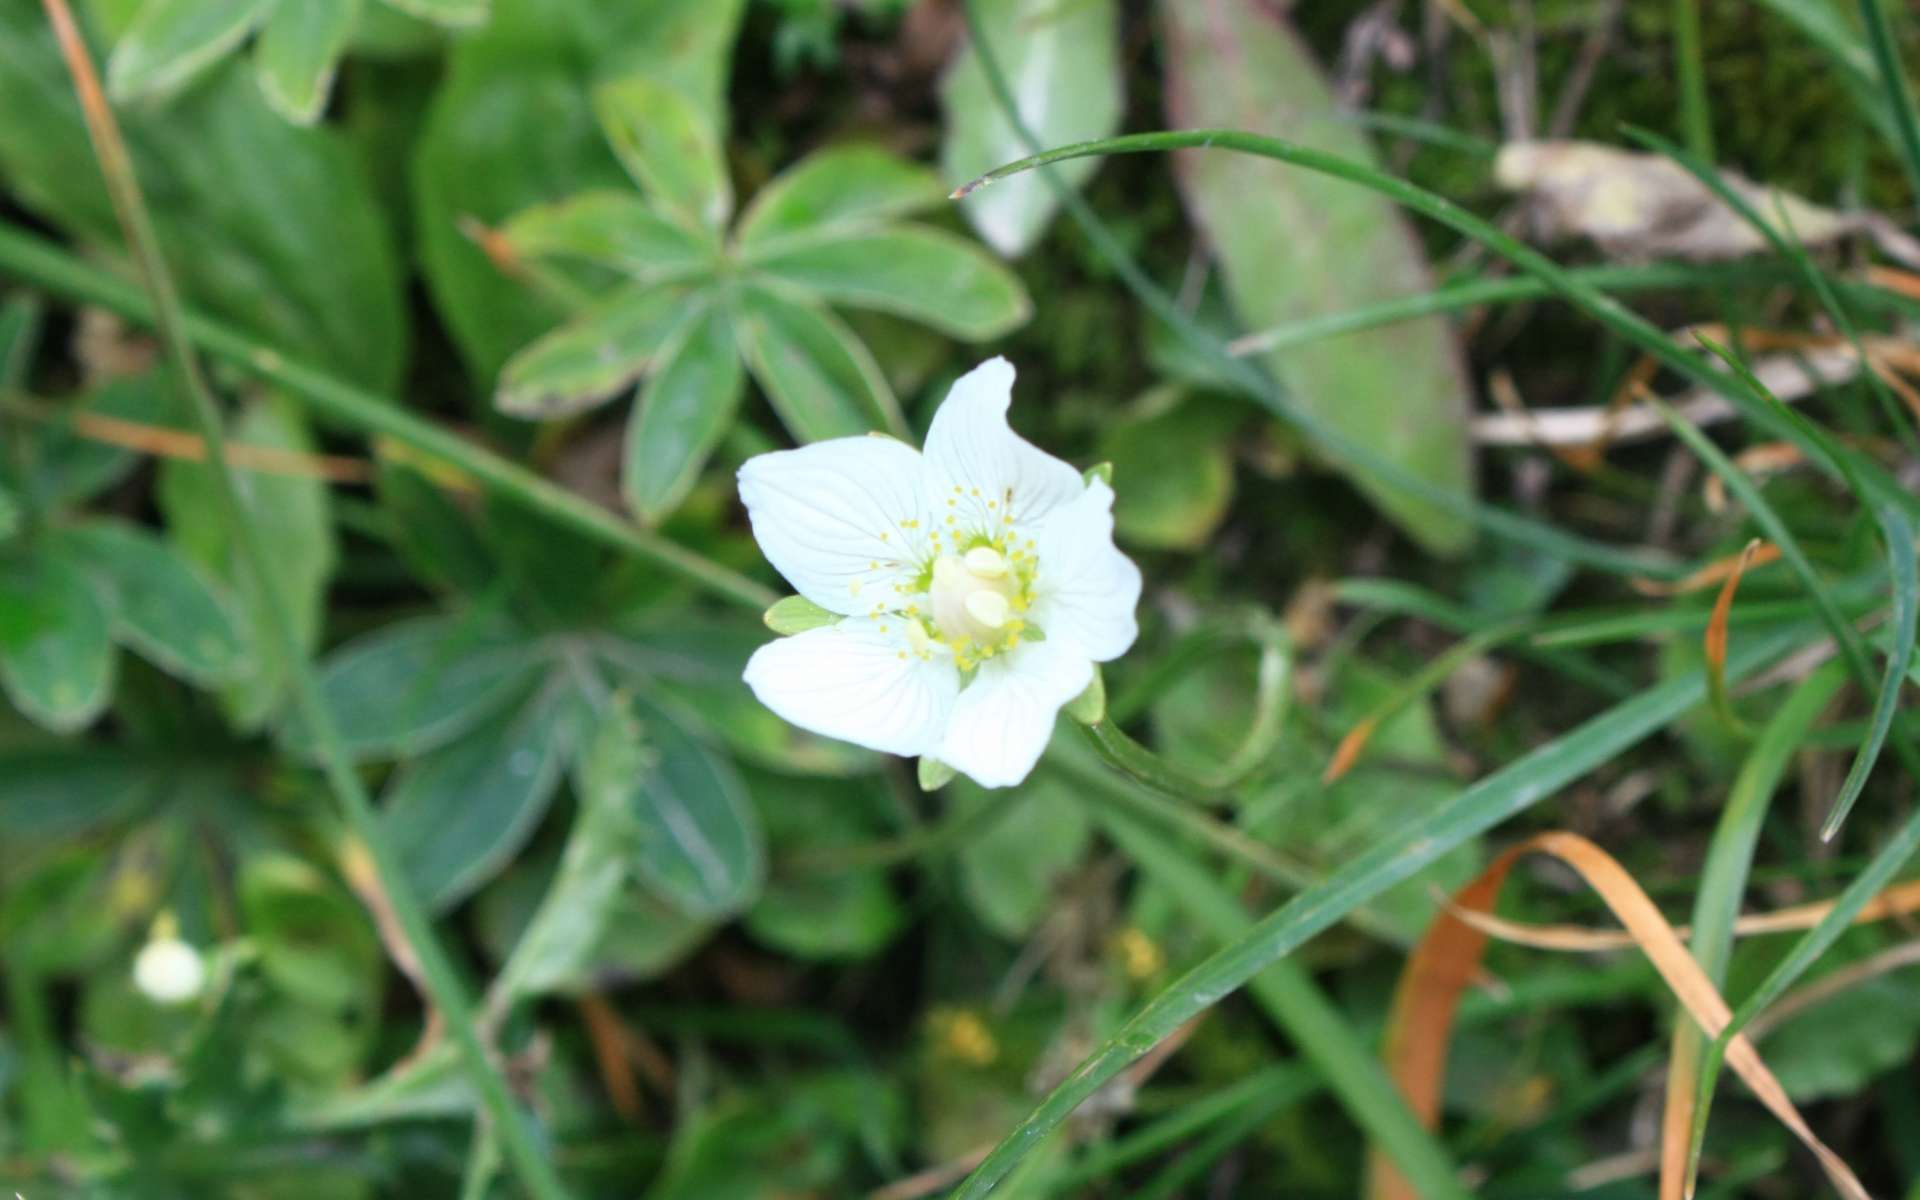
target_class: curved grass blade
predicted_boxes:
[947,620,1813,1197]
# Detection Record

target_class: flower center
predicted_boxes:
[920,543,1037,670]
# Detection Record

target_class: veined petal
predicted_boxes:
[738,436,933,616]
[1031,478,1142,663]
[744,618,960,757]
[922,358,1084,538]
[938,639,1092,789]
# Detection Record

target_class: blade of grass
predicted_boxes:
[951,130,1920,529]
[1661,658,1846,1189]
[1857,0,1920,202]
[1098,807,1471,1200]
[33,4,570,1196]
[1672,0,1714,160]
[946,619,1814,1198]
[1370,831,1867,1200]
[0,223,774,612]
[1702,539,1765,735]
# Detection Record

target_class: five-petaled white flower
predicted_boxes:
[739,358,1142,788]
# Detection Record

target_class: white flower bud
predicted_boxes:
[133,937,205,1005]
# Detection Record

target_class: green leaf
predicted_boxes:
[411,0,743,384]
[240,856,379,1012]
[918,755,956,792]
[941,0,1122,257]
[0,32,406,389]
[374,460,494,596]
[957,779,1091,939]
[593,73,733,232]
[254,0,360,125]
[735,283,901,441]
[1158,0,1474,555]
[382,687,574,912]
[0,545,113,733]
[0,480,18,541]
[742,771,904,961]
[736,144,946,252]
[0,291,41,388]
[158,397,335,729]
[625,300,745,522]
[588,699,764,920]
[763,594,838,636]
[107,0,275,100]
[1098,388,1242,550]
[0,751,153,842]
[499,190,714,280]
[495,284,697,420]
[288,613,541,761]
[60,519,248,686]
[17,373,174,511]
[749,225,1031,342]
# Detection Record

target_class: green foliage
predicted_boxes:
[493,86,1029,522]
[5,0,1920,1195]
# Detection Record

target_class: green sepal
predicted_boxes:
[1065,666,1106,725]
[917,756,956,792]
[763,595,839,636]
[1084,462,1113,486]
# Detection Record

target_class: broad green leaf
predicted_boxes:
[957,779,1091,940]
[17,373,174,511]
[410,0,742,383]
[736,145,946,252]
[239,856,379,1012]
[624,300,744,522]
[762,594,838,636]
[941,0,1122,257]
[495,284,696,419]
[1098,388,1243,550]
[374,460,494,595]
[743,771,905,961]
[159,397,335,728]
[500,190,714,280]
[0,30,407,388]
[288,613,540,761]
[750,225,1031,342]
[594,73,733,232]
[0,545,113,733]
[0,751,154,841]
[735,283,899,441]
[1159,0,1474,555]
[587,699,764,920]
[382,688,573,911]
[107,0,275,100]
[255,0,360,125]
[61,519,248,686]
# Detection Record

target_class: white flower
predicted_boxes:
[739,358,1141,788]
[133,936,205,1005]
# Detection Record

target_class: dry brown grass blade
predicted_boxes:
[11,401,374,483]
[1704,538,1765,731]
[1322,715,1379,785]
[1631,540,1781,597]
[1370,832,1868,1200]
[1448,877,1920,952]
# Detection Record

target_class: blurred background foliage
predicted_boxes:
[2,0,1920,1196]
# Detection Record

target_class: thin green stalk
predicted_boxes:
[1672,0,1714,161]
[33,4,569,1196]
[1858,0,1920,201]
[1047,1066,1315,1192]
[1664,661,1846,1181]
[951,130,1920,530]
[0,223,774,612]
[1225,260,1919,358]
[1098,808,1471,1199]
[1081,719,1233,805]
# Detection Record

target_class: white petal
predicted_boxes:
[738,436,932,616]
[1031,478,1141,662]
[922,358,1084,537]
[938,639,1091,789]
[744,617,958,757]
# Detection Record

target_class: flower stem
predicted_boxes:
[35,4,570,1195]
